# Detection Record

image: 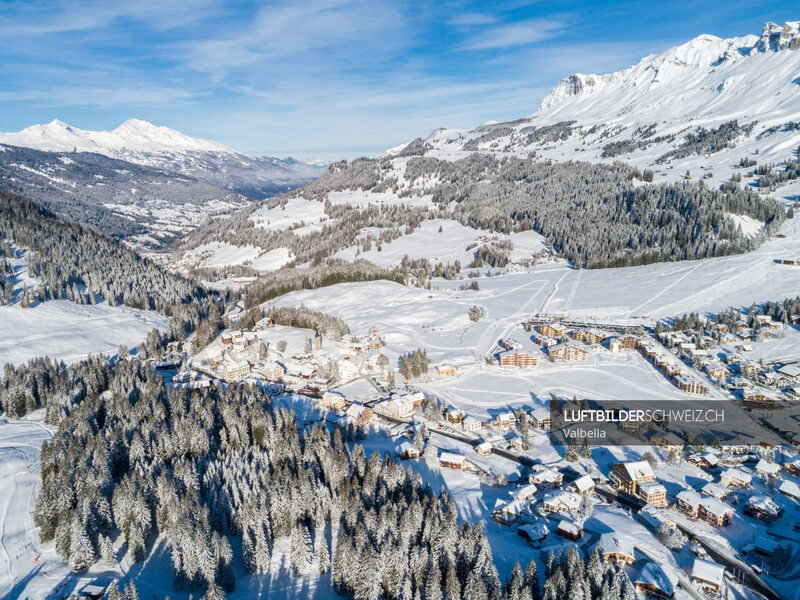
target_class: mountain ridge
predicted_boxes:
[0,119,325,200]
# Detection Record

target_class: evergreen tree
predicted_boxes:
[100,534,116,568]
[319,537,330,574]
[525,559,540,600]
[68,518,96,571]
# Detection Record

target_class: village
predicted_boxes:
[139,299,800,600]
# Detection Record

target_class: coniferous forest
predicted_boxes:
[188,153,785,270]
[21,354,636,600]
[0,190,226,312]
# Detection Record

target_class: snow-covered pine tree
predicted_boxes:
[290,522,314,575]
[100,534,116,567]
[525,558,540,600]
[318,536,330,573]
[68,517,96,571]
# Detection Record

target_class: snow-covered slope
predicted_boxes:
[0,119,325,199]
[0,118,231,155]
[406,21,800,187]
[536,22,799,125]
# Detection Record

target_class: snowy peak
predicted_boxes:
[756,20,800,52]
[537,21,799,114]
[0,119,235,155]
[109,119,235,153]
[0,119,326,199]
[538,32,749,112]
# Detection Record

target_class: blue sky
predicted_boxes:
[0,0,797,159]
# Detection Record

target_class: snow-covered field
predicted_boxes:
[271,211,800,371]
[176,242,292,273]
[333,219,547,267]
[251,197,328,232]
[0,301,167,366]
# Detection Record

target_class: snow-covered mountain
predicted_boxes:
[0,119,325,199]
[397,20,800,187]
[179,21,800,278]
[536,21,799,125]
[0,144,250,248]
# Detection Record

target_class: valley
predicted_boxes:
[1,15,800,600]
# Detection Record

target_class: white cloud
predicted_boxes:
[447,13,496,27]
[458,18,564,51]
[0,86,201,108]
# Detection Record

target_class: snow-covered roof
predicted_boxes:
[755,459,780,476]
[396,441,418,455]
[463,415,481,426]
[777,364,800,378]
[530,407,550,421]
[721,467,752,485]
[700,497,733,518]
[622,460,655,480]
[638,480,666,495]
[691,558,725,585]
[549,341,586,352]
[598,533,634,558]
[493,497,527,516]
[675,373,702,386]
[570,474,595,493]
[637,505,671,529]
[82,585,106,595]
[510,484,538,500]
[475,441,492,453]
[396,390,425,403]
[779,480,800,499]
[635,563,674,596]
[530,465,562,483]
[439,452,466,465]
[345,403,368,418]
[746,495,781,515]
[701,482,728,498]
[557,520,581,535]
[677,490,702,507]
[544,490,581,510]
[518,522,549,540]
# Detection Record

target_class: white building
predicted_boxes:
[463,416,482,432]
[224,360,250,381]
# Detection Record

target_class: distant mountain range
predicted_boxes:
[0,144,251,246]
[0,119,327,249]
[0,118,325,200]
[395,20,800,172]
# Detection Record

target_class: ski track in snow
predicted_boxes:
[624,259,705,318]
[0,421,51,600]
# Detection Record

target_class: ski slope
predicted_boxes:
[271,209,800,363]
[0,418,59,600]
[0,301,168,366]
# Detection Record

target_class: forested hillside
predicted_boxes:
[245,155,784,269]
[182,196,434,268]
[0,144,248,243]
[0,190,220,310]
[0,190,231,354]
[26,356,637,600]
